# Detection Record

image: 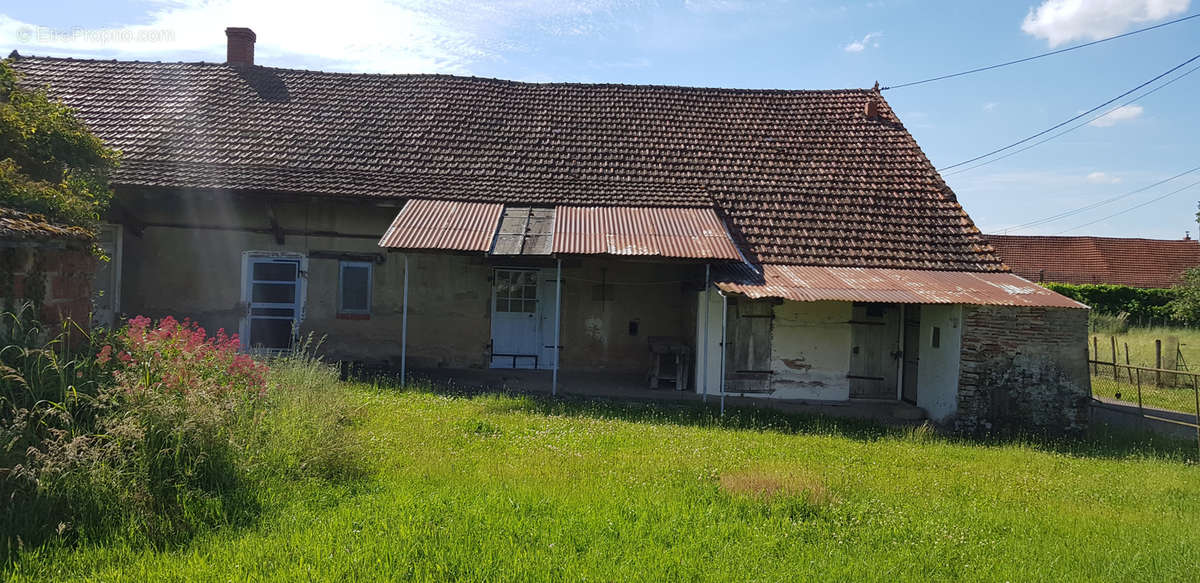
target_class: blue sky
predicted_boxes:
[2,0,1197,239]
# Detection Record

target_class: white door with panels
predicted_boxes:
[240,253,306,351]
[490,268,543,369]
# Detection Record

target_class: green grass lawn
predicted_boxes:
[6,385,1199,582]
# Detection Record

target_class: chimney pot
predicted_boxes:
[225,27,256,66]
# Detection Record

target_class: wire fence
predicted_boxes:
[1089,358,1200,453]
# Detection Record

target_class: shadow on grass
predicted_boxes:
[359,374,1198,464]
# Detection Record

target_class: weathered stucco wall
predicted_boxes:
[915,304,963,422]
[956,305,1091,433]
[117,191,698,373]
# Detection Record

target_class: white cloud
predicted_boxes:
[0,0,633,73]
[1021,0,1190,47]
[1089,104,1144,127]
[843,32,881,53]
[1086,171,1122,184]
[983,102,998,112]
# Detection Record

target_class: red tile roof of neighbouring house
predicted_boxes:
[10,55,1005,272]
[982,234,1200,289]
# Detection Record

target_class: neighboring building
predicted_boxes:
[8,28,1090,432]
[984,234,1200,289]
[0,207,98,325]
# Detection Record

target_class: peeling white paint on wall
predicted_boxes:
[769,300,852,401]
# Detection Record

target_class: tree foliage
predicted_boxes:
[1167,267,1200,324]
[1041,282,1180,324]
[0,59,117,230]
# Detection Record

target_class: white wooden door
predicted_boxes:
[241,254,305,351]
[490,268,541,368]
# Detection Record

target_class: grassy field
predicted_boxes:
[5,385,1199,582]
[1089,326,1200,413]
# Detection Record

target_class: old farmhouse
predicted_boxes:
[9,28,1091,432]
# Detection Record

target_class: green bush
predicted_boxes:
[0,59,117,231]
[1,312,365,563]
[1041,283,1182,325]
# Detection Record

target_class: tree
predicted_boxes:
[1168,267,1200,325]
[0,59,118,231]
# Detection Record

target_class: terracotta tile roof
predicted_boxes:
[983,234,1200,289]
[10,55,1003,271]
[0,207,94,243]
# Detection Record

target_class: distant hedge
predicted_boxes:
[1040,283,1179,323]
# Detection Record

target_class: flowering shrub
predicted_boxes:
[99,316,268,399]
[3,312,358,559]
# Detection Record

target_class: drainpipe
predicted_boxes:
[400,254,409,386]
[552,258,562,396]
[702,263,711,402]
[717,289,729,416]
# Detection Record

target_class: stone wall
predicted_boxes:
[956,305,1090,434]
[1,245,97,325]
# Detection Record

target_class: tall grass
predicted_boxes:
[0,314,367,564]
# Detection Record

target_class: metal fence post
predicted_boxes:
[1193,375,1200,458]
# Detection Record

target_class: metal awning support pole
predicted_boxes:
[718,289,729,416]
[702,264,711,402]
[552,258,562,396]
[400,254,409,386]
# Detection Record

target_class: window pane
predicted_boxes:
[341,265,370,312]
[523,300,537,313]
[252,283,296,303]
[250,318,293,349]
[253,261,297,282]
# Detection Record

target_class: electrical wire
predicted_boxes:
[936,51,1200,172]
[1057,178,1200,234]
[999,165,1200,233]
[941,62,1200,178]
[882,12,1200,90]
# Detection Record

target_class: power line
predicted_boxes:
[882,12,1200,90]
[1057,178,1200,234]
[936,52,1200,172]
[941,62,1200,178]
[1000,165,1200,233]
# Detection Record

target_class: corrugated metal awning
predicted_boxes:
[714,264,1087,308]
[379,199,503,252]
[553,206,741,259]
[380,200,742,260]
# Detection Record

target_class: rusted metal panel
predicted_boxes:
[714,264,1087,308]
[553,206,741,260]
[492,207,555,255]
[379,199,503,252]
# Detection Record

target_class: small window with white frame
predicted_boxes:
[338,260,373,316]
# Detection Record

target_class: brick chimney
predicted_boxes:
[225,27,256,66]
[863,98,879,120]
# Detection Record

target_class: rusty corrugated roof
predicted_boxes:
[553,206,742,260]
[379,199,502,252]
[714,264,1086,308]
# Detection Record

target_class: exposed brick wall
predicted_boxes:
[1,246,97,325]
[956,305,1091,434]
